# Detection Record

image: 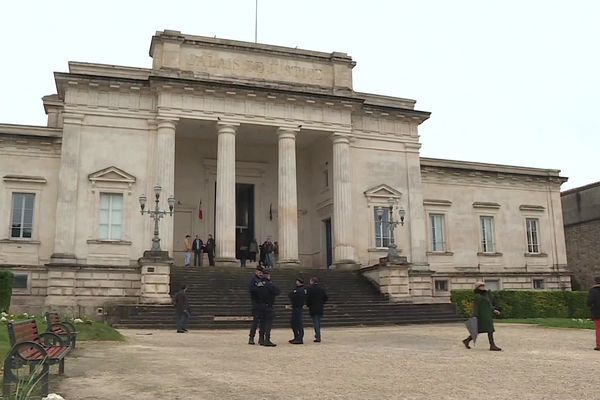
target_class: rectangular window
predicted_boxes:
[374,207,392,247]
[526,218,540,253]
[13,274,29,289]
[430,214,446,252]
[480,216,495,253]
[11,193,35,239]
[533,279,545,290]
[434,280,449,292]
[99,193,123,240]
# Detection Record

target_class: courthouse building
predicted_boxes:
[0,30,571,314]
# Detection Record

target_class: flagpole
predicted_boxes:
[254,0,258,43]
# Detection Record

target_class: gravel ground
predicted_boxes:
[53,324,599,400]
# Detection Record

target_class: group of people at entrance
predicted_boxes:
[183,234,279,269]
[183,234,215,267]
[248,266,328,346]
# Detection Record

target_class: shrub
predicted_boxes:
[450,289,591,319]
[0,270,14,312]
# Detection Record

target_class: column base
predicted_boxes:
[278,259,301,268]
[332,261,360,271]
[215,258,239,267]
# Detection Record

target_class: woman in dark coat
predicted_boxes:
[587,276,600,351]
[462,281,502,351]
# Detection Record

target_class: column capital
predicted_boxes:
[156,117,178,130]
[216,121,239,135]
[277,126,300,139]
[331,132,351,145]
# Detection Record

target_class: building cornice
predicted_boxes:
[0,124,62,139]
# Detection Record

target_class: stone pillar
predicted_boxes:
[277,127,300,267]
[332,133,357,268]
[404,144,429,270]
[139,257,173,304]
[215,122,238,266]
[51,113,84,264]
[156,118,178,255]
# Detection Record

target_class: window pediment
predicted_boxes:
[88,166,136,188]
[364,184,402,203]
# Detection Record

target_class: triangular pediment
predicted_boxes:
[364,184,402,199]
[88,166,136,184]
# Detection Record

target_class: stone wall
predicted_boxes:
[564,220,600,289]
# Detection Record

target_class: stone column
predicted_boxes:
[51,113,84,264]
[404,144,429,270]
[215,122,238,266]
[156,118,178,255]
[332,133,357,268]
[277,127,300,267]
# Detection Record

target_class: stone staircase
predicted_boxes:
[110,266,460,329]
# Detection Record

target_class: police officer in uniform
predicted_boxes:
[255,269,280,346]
[248,266,264,345]
[288,278,307,344]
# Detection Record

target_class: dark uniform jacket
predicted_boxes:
[288,285,307,309]
[249,275,262,304]
[473,290,495,333]
[588,285,600,320]
[255,279,280,306]
[174,290,189,314]
[306,284,328,316]
[205,238,215,254]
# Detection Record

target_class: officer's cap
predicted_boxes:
[296,277,304,284]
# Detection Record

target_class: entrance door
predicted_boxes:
[235,183,255,259]
[324,218,333,267]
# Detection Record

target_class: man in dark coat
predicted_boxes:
[288,278,307,344]
[587,276,600,351]
[192,235,204,267]
[306,277,328,342]
[174,285,190,333]
[462,282,501,351]
[248,266,264,345]
[205,234,215,266]
[255,270,280,346]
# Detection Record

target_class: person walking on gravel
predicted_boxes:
[588,276,600,351]
[462,281,502,351]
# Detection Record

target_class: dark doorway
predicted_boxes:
[324,218,333,267]
[235,183,255,259]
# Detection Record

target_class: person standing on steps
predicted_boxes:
[462,281,502,351]
[174,285,190,333]
[288,278,307,344]
[247,266,264,345]
[192,235,204,267]
[255,269,280,346]
[205,234,215,266]
[183,235,193,267]
[263,238,275,269]
[587,276,600,351]
[249,238,258,264]
[306,276,328,343]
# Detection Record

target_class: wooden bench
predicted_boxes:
[2,319,71,397]
[45,311,78,349]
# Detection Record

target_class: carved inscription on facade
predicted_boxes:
[182,49,329,86]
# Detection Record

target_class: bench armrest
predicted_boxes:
[39,332,66,348]
[61,320,78,333]
[48,322,75,335]
[8,341,49,362]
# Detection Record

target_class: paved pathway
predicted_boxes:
[54,324,599,399]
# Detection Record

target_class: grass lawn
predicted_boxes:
[498,318,595,330]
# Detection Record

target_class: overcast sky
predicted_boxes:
[1,1,597,190]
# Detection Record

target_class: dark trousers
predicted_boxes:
[207,250,215,266]
[176,311,189,331]
[291,307,304,341]
[258,305,274,340]
[249,304,260,338]
[311,314,322,340]
[194,250,203,266]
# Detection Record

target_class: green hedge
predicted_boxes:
[0,270,13,312]
[450,290,590,319]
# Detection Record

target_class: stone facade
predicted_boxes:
[561,181,600,289]
[0,30,571,315]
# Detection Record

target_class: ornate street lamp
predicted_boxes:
[377,197,406,263]
[138,184,175,253]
